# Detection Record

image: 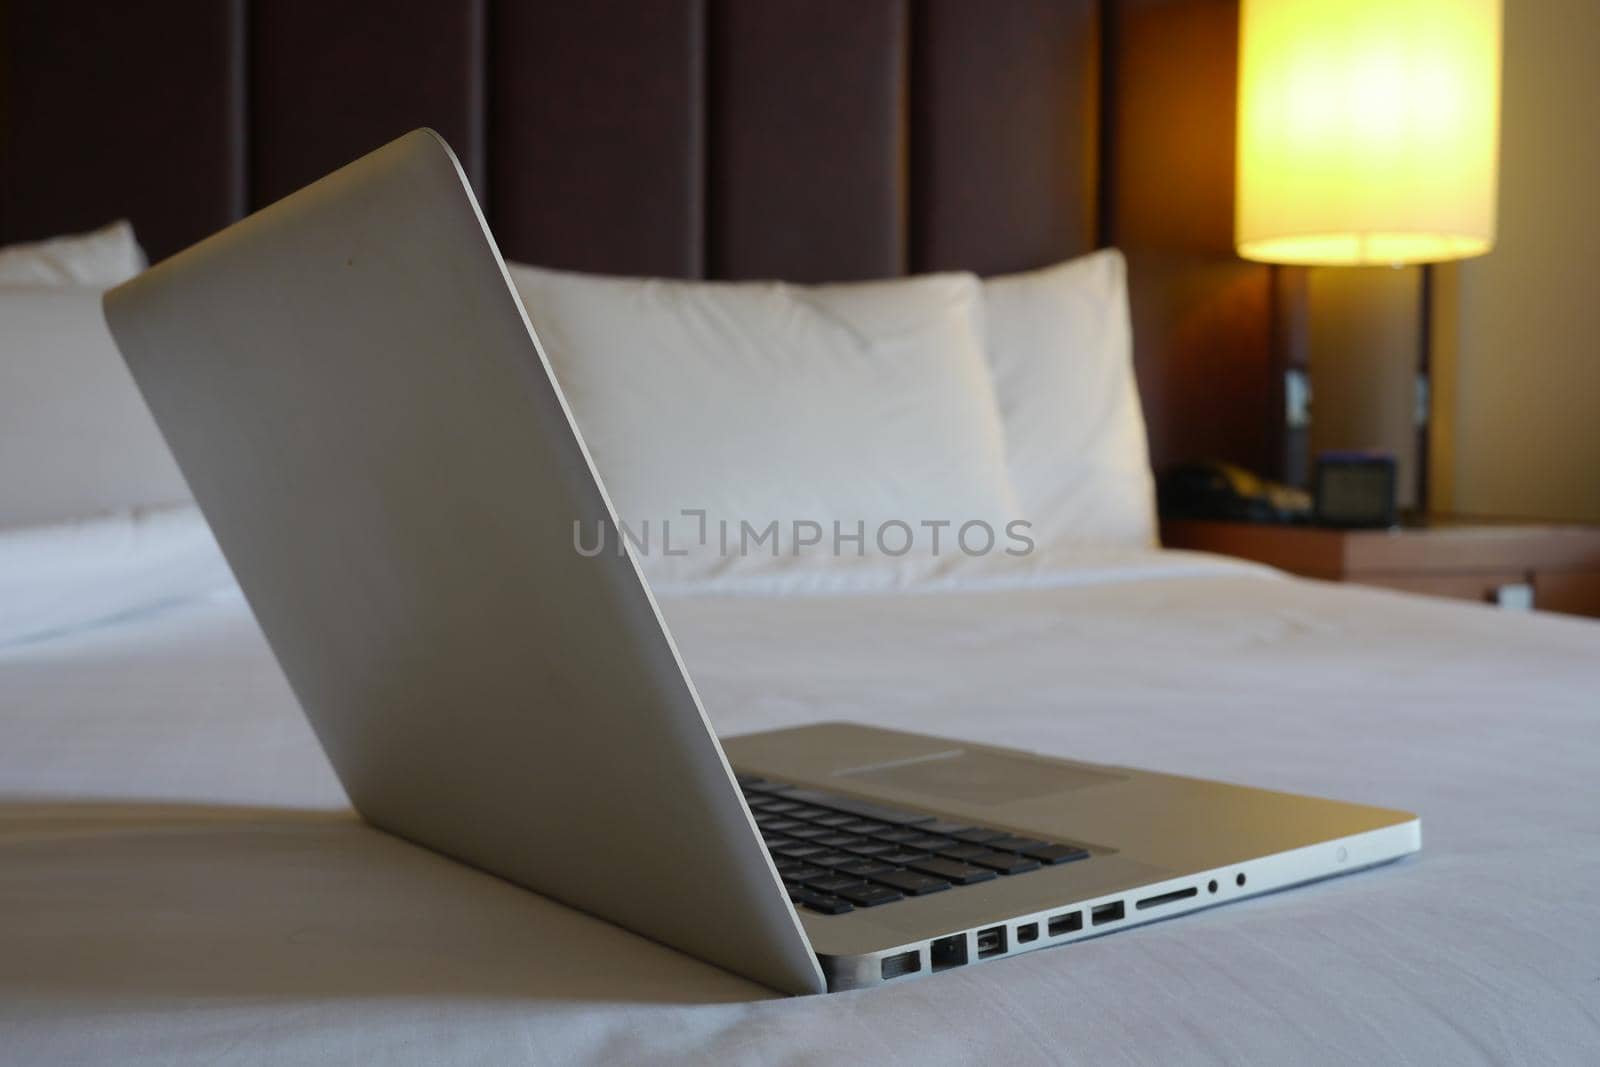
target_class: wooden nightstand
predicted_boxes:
[1160,517,1600,618]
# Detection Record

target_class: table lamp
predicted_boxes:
[1235,0,1503,510]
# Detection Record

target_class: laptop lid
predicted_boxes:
[103,129,825,996]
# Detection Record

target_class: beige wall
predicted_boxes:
[1432,0,1600,522]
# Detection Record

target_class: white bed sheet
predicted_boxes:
[1,529,1597,1065]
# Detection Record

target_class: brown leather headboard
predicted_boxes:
[0,0,1273,472]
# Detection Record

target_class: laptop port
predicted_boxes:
[1091,900,1125,926]
[1048,911,1083,936]
[930,934,967,971]
[1136,886,1198,911]
[976,925,1007,959]
[880,950,921,980]
[1016,922,1039,944]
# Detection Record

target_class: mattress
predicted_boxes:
[2,512,1597,1065]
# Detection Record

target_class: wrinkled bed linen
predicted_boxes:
[1,528,1597,1065]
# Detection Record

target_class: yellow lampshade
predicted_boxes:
[1236,0,1502,266]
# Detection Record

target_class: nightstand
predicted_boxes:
[1160,517,1600,618]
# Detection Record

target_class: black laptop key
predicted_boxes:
[744,780,796,796]
[835,883,904,907]
[877,850,933,866]
[787,806,833,820]
[920,821,977,836]
[753,814,803,830]
[949,828,1008,844]
[1023,844,1091,865]
[843,840,895,857]
[761,801,803,814]
[873,827,926,844]
[811,813,860,828]
[784,825,833,840]
[838,820,891,835]
[808,851,860,868]
[985,836,1051,854]
[772,842,828,859]
[963,849,1042,875]
[804,874,869,894]
[775,862,828,882]
[936,843,991,861]
[780,789,937,826]
[870,870,952,896]
[901,835,957,852]
[906,857,997,886]
[815,833,866,848]
[789,888,853,915]
[833,858,897,878]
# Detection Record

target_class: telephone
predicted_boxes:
[1157,461,1313,524]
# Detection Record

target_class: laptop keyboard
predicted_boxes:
[738,776,1089,915]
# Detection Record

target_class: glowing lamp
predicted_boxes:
[1236,0,1502,266]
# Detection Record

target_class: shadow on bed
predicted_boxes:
[0,800,774,1005]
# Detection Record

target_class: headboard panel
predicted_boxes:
[492,1,704,277]
[708,0,909,281]
[1,0,245,260]
[0,0,1274,473]
[249,0,487,207]
[911,0,1100,275]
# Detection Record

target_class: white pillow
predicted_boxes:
[509,264,1023,593]
[0,286,191,528]
[0,220,147,287]
[981,249,1156,550]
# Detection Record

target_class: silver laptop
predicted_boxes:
[104,130,1419,995]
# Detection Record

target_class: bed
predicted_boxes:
[2,510,1597,1064]
[3,3,1598,1063]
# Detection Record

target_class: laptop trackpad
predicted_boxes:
[834,749,1123,808]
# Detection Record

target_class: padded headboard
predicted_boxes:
[0,0,1275,472]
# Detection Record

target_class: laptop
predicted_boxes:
[104,130,1419,995]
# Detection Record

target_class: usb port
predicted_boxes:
[880,950,921,980]
[976,925,1007,959]
[1091,900,1125,926]
[930,934,967,971]
[1048,911,1083,936]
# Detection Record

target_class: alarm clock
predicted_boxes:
[1313,452,1397,528]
